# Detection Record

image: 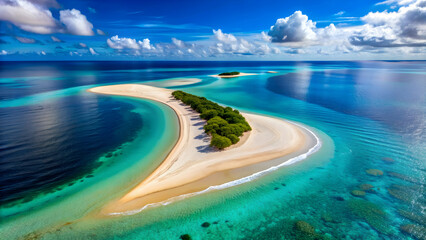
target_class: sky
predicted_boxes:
[0,0,425,60]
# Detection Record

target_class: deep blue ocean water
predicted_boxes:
[0,61,425,240]
[0,94,142,205]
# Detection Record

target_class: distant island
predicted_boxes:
[218,71,240,76]
[210,72,257,78]
[172,90,251,149]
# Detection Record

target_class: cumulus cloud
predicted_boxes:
[213,29,237,43]
[139,37,195,56]
[351,0,426,47]
[349,35,426,47]
[264,0,425,55]
[140,38,154,50]
[107,35,142,49]
[172,37,185,48]
[0,0,59,34]
[106,35,155,55]
[104,31,281,58]
[261,31,271,41]
[59,9,94,36]
[54,1,426,58]
[212,29,281,55]
[266,11,351,50]
[171,37,196,51]
[0,0,95,35]
[268,11,317,43]
[316,23,338,38]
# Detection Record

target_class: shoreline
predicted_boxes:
[88,84,320,215]
[110,121,321,216]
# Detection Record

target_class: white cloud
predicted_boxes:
[352,0,426,47]
[89,47,97,55]
[0,0,95,35]
[263,0,425,55]
[105,31,281,58]
[16,36,36,43]
[268,11,317,43]
[334,11,346,16]
[140,38,154,50]
[51,36,62,42]
[107,35,140,49]
[316,23,339,39]
[261,31,271,41]
[376,0,416,6]
[28,0,60,8]
[0,50,7,55]
[107,35,155,52]
[59,9,94,36]
[171,37,196,51]
[212,29,281,55]
[0,0,59,34]
[213,29,238,43]
[285,48,305,54]
[71,1,425,59]
[69,51,81,56]
[96,29,106,35]
[172,37,185,48]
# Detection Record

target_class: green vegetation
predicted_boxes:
[172,90,251,149]
[180,234,192,240]
[218,71,240,76]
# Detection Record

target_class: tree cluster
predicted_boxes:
[172,90,251,149]
[218,71,240,76]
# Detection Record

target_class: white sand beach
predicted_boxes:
[88,84,318,214]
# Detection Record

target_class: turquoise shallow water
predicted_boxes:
[0,61,425,240]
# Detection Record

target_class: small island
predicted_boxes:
[218,71,240,76]
[172,90,251,149]
[88,84,318,215]
[210,72,257,78]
